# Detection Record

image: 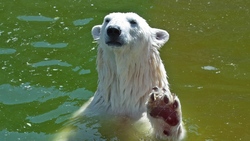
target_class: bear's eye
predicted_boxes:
[105,18,110,23]
[129,19,137,25]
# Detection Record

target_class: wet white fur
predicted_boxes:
[73,12,185,140]
[75,12,169,118]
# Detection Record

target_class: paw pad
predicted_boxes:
[163,95,169,104]
[173,100,178,109]
[147,87,181,127]
[163,130,170,136]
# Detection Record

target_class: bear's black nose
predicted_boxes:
[107,26,121,39]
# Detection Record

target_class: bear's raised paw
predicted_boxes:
[146,86,186,140]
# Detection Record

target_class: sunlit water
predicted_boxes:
[1,0,250,140]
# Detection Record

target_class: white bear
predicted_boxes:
[56,12,185,141]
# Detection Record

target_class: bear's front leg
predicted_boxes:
[146,87,186,141]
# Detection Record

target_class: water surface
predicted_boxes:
[1,0,250,140]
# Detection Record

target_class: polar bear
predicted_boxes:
[56,12,185,141]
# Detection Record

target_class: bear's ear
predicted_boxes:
[151,28,169,48]
[92,25,102,40]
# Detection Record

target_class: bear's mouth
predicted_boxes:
[106,41,123,47]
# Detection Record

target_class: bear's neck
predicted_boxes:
[94,45,169,119]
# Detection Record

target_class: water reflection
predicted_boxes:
[73,18,93,26]
[0,129,53,141]
[31,41,68,48]
[72,66,91,75]
[31,60,72,67]
[26,101,77,124]
[0,83,92,105]
[201,65,218,71]
[17,15,59,22]
[0,48,16,54]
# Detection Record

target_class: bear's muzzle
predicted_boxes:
[106,25,124,47]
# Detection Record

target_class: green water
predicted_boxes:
[1,0,250,140]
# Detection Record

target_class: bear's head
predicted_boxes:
[92,12,169,51]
